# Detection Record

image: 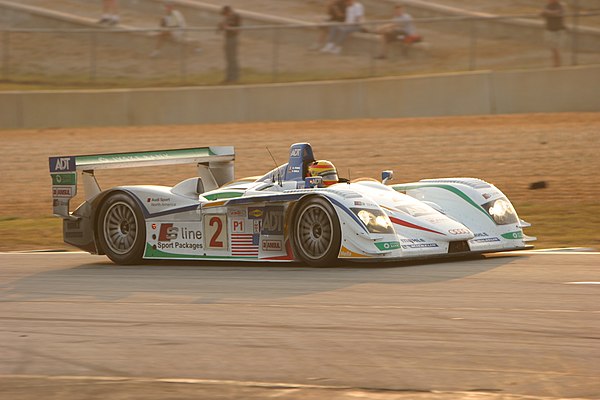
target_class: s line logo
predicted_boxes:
[158,223,178,241]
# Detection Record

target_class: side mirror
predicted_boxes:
[381,170,394,185]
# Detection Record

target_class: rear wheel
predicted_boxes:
[292,197,341,267]
[97,192,145,265]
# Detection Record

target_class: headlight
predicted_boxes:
[483,198,518,225]
[351,208,395,234]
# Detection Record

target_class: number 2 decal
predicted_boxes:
[204,214,228,250]
[209,217,224,248]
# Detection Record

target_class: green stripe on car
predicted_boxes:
[392,183,494,223]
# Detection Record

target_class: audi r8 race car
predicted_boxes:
[49,143,535,266]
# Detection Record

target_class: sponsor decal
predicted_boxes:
[401,238,426,243]
[501,231,523,240]
[374,241,401,251]
[262,206,284,235]
[228,208,247,218]
[474,232,489,237]
[232,219,245,233]
[473,237,501,243]
[401,243,439,249]
[448,228,470,235]
[248,207,264,219]
[253,219,262,234]
[339,246,369,258]
[287,166,301,174]
[262,240,282,252]
[52,186,74,198]
[146,197,176,207]
[158,223,178,241]
[51,173,76,185]
[153,223,203,251]
[290,148,302,157]
[49,156,76,172]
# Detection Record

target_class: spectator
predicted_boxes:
[218,6,242,83]
[309,0,347,51]
[98,0,119,26]
[150,2,186,58]
[540,0,566,67]
[374,4,421,59]
[320,0,365,55]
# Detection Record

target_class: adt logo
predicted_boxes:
[290,148,302,157]
[50,156,75,172]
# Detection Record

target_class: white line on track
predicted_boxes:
[0,374,347,391]
[2,249,599,255]
[565,282,600,285]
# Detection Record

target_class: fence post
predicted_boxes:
[468,18,477,71]
[571,0,579,66]
[2,31,10,80]
[272,27,280,82]
[89,31,97,82]
[369,27,376,77]
[180,31,188,83]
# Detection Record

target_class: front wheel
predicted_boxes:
[292,197,341,267]
[97,192,145,265]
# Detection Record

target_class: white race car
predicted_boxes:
[49,143,534,266]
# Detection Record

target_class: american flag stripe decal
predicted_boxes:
[231,233,259,256]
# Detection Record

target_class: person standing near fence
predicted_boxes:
[218,6,242,83]
[540,0,567,67]
[98,0,119,25]
[150,2,186,58]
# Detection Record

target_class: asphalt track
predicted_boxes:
[0,251,598,400]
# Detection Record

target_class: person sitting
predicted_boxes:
[310,0,347,51]
[374,4,422,59]
[320,0,365,55]
[150,2,186,58]
[307,160,339,187]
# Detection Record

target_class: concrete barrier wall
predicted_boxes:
[1,65,598,130]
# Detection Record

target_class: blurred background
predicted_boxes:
[0,0,598,87]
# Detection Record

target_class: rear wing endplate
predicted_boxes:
[49,146,235,219]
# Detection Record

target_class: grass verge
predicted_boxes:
[1,202,597,253]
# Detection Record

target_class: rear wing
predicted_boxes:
[49,146,235,219]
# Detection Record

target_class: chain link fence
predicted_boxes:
[1,13,599,86]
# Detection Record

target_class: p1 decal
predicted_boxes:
[232,219,246,233]
[204,214,228,250]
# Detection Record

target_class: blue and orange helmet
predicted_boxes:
[307,160,338,186]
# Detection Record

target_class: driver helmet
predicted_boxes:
[307,160,338,186]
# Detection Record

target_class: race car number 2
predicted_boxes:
[204,215,228,250]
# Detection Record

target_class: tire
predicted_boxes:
[97,192,145,265]
[292,197,341,267]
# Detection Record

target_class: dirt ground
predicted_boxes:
[1,112,599,250]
